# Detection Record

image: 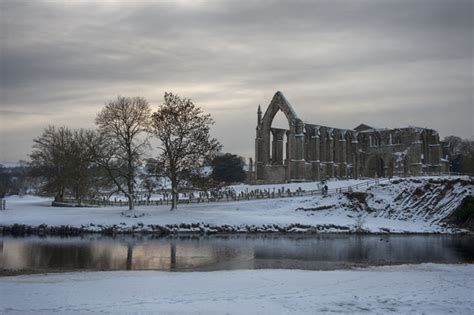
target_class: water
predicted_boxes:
[1,234,473,274]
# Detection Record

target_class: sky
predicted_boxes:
[1,0,473,164]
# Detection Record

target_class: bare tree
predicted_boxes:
[95,96,152,210]
[67,129,101,204]
[151,92,222,210]
[30,126,71,202]
[29,126,98,204]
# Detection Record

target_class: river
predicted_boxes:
[1,234,473,274]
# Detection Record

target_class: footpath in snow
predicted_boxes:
[1,177,472,234]
[1,264,473,314]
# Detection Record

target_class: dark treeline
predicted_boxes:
[442,136,474,175]
[0,162,34,198]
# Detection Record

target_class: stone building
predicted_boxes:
[250,91,448,183]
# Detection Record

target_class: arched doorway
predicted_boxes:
[270,110,289,165]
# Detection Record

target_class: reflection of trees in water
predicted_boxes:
[121,239,209,271]
[452,237,474,261]
[3,235,474,272]
[10,240,126,270]
[125,238,245,271]
[6,237,243,271]
[123,235,474,269]
[170,241,176,270]
[253,235,474,263]
[346,236,371,261]
[176,238,247,270]
[20,243,96,269]
[126,243,133,270]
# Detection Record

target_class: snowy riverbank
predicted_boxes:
[1,177,472,235]
[1,263,473,314]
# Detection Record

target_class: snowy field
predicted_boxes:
[1,177,472,234]
[1,264,473,314]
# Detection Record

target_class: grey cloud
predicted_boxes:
[1,0,472,162]
[0,109,54,116]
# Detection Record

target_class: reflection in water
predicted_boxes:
[126,243,133,271]
[170,241,176,270]
[0,234,473,273]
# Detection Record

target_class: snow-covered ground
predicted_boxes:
[1,177,472,234]
[1,264,472,314]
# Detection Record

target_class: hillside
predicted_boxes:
[301,178,472,230]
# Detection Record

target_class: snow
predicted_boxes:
[0,264,472,314]
[1,177,472,234]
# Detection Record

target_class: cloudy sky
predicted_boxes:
[1,0,472,163]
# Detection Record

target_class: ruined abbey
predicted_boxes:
[249,91,448,183]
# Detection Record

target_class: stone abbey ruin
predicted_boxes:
[250,91,448,183]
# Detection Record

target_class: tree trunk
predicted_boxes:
[128,194,134,210]
[127,145,135,210]
[75,190,82,206]
[127,173,135,210]
[171,182,178,210]
[55,190,64,202]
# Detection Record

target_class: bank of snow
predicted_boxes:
[1,177,472,235]
[1,264,473,314]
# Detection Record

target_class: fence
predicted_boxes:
[59,172,473,208]
[61,178,392,207]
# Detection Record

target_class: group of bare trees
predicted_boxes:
[442,136,474,174]
[29,93,221,210]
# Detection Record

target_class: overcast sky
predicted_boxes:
[1,0,472,164]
